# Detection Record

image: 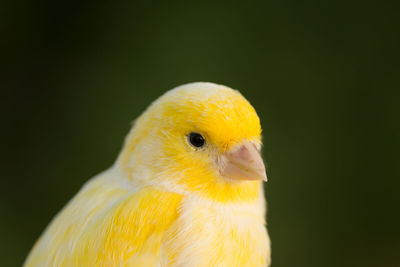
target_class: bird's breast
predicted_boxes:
[162,195,271,267]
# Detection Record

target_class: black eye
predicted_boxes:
[188,132,206,148]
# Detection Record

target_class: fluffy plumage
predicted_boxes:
[25,82,271,266]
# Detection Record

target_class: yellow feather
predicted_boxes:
[25,170,182,266]
[25,82,271,266]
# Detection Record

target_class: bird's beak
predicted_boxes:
[218,141,267,181]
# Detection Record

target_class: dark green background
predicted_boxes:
[2,1,399,266]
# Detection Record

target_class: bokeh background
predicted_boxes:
[2,0,399,266]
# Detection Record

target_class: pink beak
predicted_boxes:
[218,141,267,181]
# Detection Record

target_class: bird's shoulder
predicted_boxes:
[24,169,183,266]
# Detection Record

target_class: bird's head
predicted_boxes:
[117,82,267,202]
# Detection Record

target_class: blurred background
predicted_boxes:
[1,0,399,266]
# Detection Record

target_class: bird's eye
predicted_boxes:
[188,132,206,148]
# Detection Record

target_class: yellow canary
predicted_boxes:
[25,82,271,266]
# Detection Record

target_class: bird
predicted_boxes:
[24,82,271,267]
